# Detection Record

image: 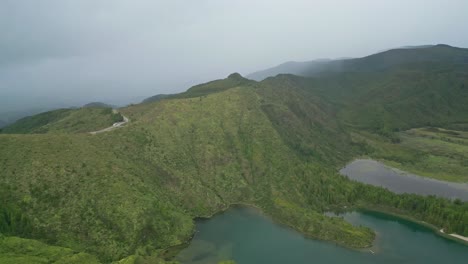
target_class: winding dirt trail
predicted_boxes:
[89,110,129,135]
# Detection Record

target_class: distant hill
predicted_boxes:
[395,44,435,49]
[263,62,468,133]
[175,72,256,98]
[83,102,116,108]
[0,107,122,134]
[141,94,172,104]
[248,44,468,80]
[0,107,66,128]
[376,45,435,53]
[0,120,7,128]
[247,59,339,81]
[141,72,255,104]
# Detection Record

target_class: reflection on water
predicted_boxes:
[340,159,468,201]
[176,206,468,264]
[177,239,233,264]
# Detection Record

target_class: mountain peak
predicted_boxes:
[228,72,243,79]
[435,44,453,48]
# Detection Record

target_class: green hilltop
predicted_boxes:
[0,107,123,134]
[1,45,468,263]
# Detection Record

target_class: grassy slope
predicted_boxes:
[0,131,194,262]
[0,107,123,134]
[340,64,468,132]
[354,127,468,182]
[0,235,99,264]
[283,62,468,132]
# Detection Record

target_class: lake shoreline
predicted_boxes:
[348,156,468,185]
[169,202,376,260]
[357,206,468,246]
[340,158,468,200]
[172,202,467,262]
[175,205,468,264]
[448,234,468,243]
[339,158,468,246]
[169,158,468,261]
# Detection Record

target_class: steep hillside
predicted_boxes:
[0,83,374,262]
[269,62,468,133]
[0,236,99,264]
[0,107,123,134]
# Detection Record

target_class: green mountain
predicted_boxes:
[142,94,172,104]
[0,107,63,129]
[266,63,468,133]
[248,44,468,80]
[83,102,116,109]
[1,46,467,263]
[0,107,123,134]
[141,73,253,104]
[247,59,338,81]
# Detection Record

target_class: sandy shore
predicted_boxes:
[449,233,468,242]
[439,229,468,242]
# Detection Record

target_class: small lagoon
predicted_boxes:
[340,159,468,201]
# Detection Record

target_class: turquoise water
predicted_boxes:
[176,206,468,264]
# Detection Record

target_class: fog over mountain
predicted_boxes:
[1,0,468,118]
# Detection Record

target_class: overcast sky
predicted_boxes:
[1,0,468,109]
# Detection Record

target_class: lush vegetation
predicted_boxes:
[0,235,99,264]
[0,45,467,263]
[0,107,123,134]
[352,127,468,182]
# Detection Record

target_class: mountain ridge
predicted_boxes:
[0,107,123,134]
[247,44,468,81]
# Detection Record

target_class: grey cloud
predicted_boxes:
[1,0,468,110]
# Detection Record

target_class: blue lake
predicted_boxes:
[176,206,468,264]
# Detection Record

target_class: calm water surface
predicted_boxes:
[340,159,468,201]
[176,206,468,264]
